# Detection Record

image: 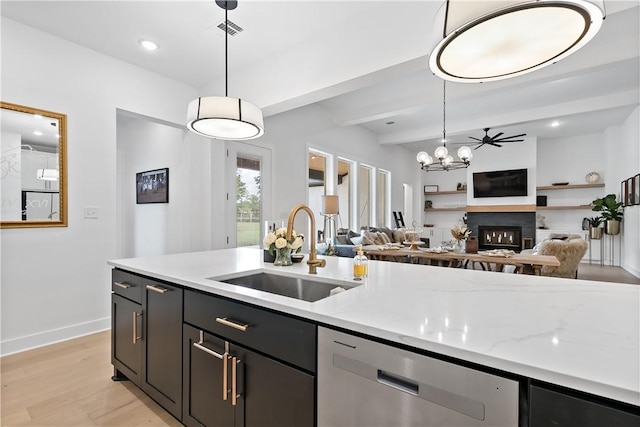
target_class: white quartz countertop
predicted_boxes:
[108,247,639,407]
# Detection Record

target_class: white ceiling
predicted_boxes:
[2,1,639,152]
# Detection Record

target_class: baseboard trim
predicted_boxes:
[623,264,640,279]
[0,317,111,357]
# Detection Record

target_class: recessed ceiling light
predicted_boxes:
[33,114,42,119]
[33,131,43,136]
[551,121,560,127]
[385,121,395,125]
[139,40,158,51]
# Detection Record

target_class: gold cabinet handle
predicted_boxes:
[223,354,229,401]
[232,356,241,406]
[132,311,142,344]
[146,284,169,294]
[215,317,249,332]
[114,281,132,289]
[193,330,225,360]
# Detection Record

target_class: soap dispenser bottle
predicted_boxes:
[353,245,368,280]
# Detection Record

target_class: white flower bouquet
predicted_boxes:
[263,228,305,255]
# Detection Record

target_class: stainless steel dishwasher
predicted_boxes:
[318,327,519,427]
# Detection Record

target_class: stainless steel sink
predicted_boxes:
[213,272,356,302]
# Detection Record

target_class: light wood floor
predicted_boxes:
[0,331,180,427]
[578,264,640,285]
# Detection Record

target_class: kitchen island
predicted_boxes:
[108,247,639,424]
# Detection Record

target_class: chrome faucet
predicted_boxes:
[286,204,326,275]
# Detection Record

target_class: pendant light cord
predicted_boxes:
[225,6,228,97]
[442,80,447,146]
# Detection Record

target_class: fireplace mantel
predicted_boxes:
[466,204,536,213]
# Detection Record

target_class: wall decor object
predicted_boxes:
[585,171,600,183]
[635,174,640,205]
[627,177,635,207]
[136,168,169,204]
[536,196,547,207]
[1,101,67,229]
[621,180,627,207]
[424,185,438,193]
[424,200,433,210]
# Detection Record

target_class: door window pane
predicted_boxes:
[236,155,261,247]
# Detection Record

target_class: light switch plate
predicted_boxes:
[84,206,98,219]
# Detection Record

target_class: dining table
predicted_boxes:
[362,247,560,275]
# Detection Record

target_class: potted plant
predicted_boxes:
[591,194,623,235]
[587,216,603,240]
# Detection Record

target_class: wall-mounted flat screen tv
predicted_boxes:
[473,168,528,198]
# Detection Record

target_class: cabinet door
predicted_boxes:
[111,294,142,385]
[183,325,237,427]
[142,280,183,419]
[234,343,314,427]
[530,384,640,426]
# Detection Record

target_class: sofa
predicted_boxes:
[522,233,588,278]
[331,227,426,257]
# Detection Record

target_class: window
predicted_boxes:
[337,158,353,230]
[358,165,372,229]
[376,169,390,227]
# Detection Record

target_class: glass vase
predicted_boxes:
[453,240,466,253]
[274,247,293,266]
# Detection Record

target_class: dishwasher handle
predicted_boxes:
[377,370,419,396]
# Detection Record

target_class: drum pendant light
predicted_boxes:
[187,0,264,140]
[429,0,605,83]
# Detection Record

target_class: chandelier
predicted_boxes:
[417,81,472,172]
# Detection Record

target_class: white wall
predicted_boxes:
[619,107,640,276]
[259,103,416,235]
[0,18,199,355]
[116,113,212,258]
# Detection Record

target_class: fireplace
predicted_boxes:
[479,226,522,251]
[466,211,535,253]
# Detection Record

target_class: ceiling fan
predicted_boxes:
[462,128,526,149]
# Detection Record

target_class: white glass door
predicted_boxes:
[226,142,272,248]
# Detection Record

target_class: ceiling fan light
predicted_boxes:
[429,0,604,82]
[186,96,264,140]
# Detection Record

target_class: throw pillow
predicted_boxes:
[377,231,392,244]
[378,226,394,242]
[392,228,406,243]
[350,235,364,246]
[361,231,378,245]
[335,235,349,245]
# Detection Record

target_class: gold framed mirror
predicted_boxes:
[1,102,67,228]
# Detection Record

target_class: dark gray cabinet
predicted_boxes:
[111,269,143,385]
[529,383,640,427]
[111,270,183,420]
[182,289,316,427]
[141,279,183,420]
[111,293,142,385]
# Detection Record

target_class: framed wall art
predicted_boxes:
[424,185,439,193]
[626,177,634,207]
[136,168,169,204]
[621,180,628,207]
[634,174,640,205]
